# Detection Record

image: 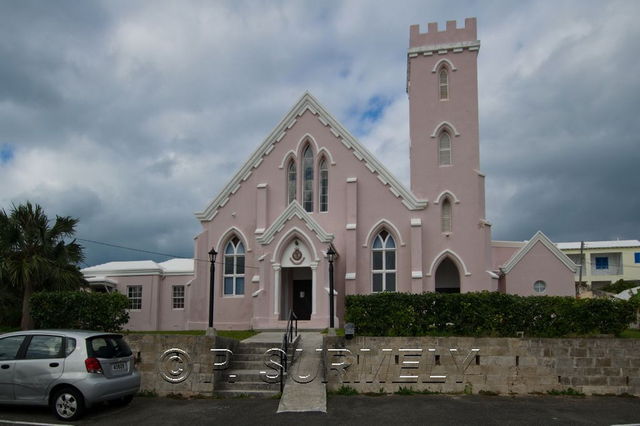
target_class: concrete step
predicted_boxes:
[241,340,284,347]
[229,360,270,370]
[224,369,277,382]
[234,347,281,355]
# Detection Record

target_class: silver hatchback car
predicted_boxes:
[0,330,140,421]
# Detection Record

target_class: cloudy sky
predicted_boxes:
[1,0,638,267]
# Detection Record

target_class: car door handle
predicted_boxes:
[1,365,9,369]
[49,362,59,368]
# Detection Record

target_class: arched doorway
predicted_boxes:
[435,257,460,293]
[277,235,316,320]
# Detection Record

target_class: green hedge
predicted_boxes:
[31,291,130,332]
[345,292,636,337]
[601,279,639,294]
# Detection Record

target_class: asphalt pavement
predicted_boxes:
[1,394,639,425]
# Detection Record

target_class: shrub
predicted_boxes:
[31,291,130,332]
[601,279,639,295]
[345,292,636,337]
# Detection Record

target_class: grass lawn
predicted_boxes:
[620,329,640,338]
[321,328,345,336]
[124,329,258,340]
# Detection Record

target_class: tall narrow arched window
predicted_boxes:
[319,158,328,212]
[303,145,314,212]
[287,160,296,205]
[439,131,451,166]
[223,236,245,296]
[441,198,452,233]
[439,68,449,100]
[372,230,396,292]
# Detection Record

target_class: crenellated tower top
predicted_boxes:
[409,18,477,49]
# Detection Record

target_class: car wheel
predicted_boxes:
[51,387,85,421]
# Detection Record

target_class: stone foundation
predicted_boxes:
[126,334,239,396]
[323,336,640,396]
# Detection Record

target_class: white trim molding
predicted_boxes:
[431,58,457,73]
[257,200,334,246]
[412,271,423,279]
[269,226,321,264]
[408,40,481,56]
[345,273,356,280]
[487,270,500,279]
[430,121,460,138]
[215,226,252,253]
[278,150,297,169]
[410,218,422,227]
[346,223,357,230]
[195,92,427,222]
[434,190,461,205]
[426,249,471,277]
[362,219,406,247]
[317,147,336,166]
[296,133,320,156]
[501,231,577,274]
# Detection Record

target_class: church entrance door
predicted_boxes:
[292,280,312,320]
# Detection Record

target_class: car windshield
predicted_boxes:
[87,335,132,359]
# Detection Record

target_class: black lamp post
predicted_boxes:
[208,248,218,330]
[327,246,336,329]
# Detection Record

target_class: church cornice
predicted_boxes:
[256,200,334,245]
[194,92,427,222]
[501,231,577,274]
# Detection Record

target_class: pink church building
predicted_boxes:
[82,18,577,331]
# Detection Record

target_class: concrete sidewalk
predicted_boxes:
[242,332,283,344]
[278,332,327,413]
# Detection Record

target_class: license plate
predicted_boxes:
[112,362,126,371]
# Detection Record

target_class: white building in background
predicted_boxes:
[557,240,640,290]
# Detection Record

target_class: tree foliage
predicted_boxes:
[0,202,85,329]
[600,279,640,295]
[31,291,130,332]
[345,292,636,337]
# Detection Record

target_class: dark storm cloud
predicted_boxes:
[481,1,640,242]
[0,0,638,267]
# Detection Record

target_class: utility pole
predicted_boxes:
[578,241,584,296]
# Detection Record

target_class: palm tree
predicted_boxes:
[0,202,85,330]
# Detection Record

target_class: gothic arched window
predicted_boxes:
[441,198,452,233]
[372,230,396,292]
[303,145,314,212]
[439,131,452,166]
[319,157,328,212]
[439,68,449,100]
[223,236,245,296]
[287,159,296,205]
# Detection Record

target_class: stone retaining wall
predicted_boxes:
[126,334,239,396]
[324,336,640,395]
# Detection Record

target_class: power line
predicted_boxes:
[77,237,261,270]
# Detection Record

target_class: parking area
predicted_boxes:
[1,394,640,425]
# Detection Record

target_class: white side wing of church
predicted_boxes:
[82,18,577,331]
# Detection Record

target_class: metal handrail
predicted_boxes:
[280,309,298,392]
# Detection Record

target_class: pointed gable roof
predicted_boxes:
[256,200,333,245]
[501,231,577,274]
[195,92,427,222]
